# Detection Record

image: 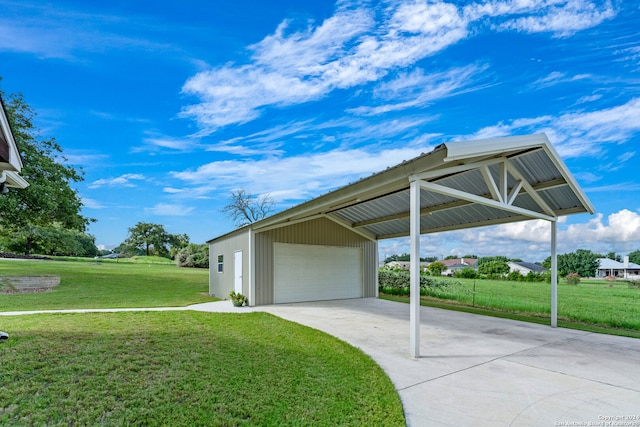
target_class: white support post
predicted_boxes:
[248,228,255,307]
[550,220,558,327]
[409,180,421,358]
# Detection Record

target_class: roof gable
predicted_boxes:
[509,261,547,272]
[439,258,478,267]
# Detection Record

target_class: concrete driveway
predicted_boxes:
[192,298,640,426]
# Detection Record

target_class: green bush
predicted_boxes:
[627,279,640,289]
[565,272,581,285]
[454,267,477,279]
[507,270,524,281]
[175,244,209,268]
[378,269,469,300]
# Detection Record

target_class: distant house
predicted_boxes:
[596,257,640,280]
[384,261,429,271]
[439,258,478,276]
[508,261,547,275]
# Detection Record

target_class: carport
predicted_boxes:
[210,134,594,357]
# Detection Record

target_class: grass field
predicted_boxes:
[0,259,214,311]
[0,259,405,425]
[382,276,640,337]
[0,311,404,426]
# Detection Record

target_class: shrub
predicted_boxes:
[378,269,470,300]
[565,272,581,285]
[454,267,477,279]
[426,261,446,276]
[175,244,209,268]
[507,271,524,281]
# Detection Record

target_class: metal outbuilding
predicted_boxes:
[208,133,594,357]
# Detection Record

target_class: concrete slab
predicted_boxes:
[239,298,640,427]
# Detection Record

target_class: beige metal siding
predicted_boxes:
[254,217,377,305]
[209,230,250,299]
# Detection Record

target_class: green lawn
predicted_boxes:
[0,311,404,426]
[0,259,214,311]
[382,276,640,337]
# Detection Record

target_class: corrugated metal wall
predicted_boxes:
[254,217,377,305]
[208,231,250,299]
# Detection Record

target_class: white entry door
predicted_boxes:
[234,251,243,294]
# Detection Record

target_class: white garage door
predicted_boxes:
[274,243,363,304]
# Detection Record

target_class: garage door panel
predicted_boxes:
[274,243,362,304]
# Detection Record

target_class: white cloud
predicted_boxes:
[180,1,470,133]
[379,209,640,261]
[163,187,184,194]
[89,173,146,189]
[530,71,592,88]
[583,182,640,193]
[617,151,635,163]
[615,45,640,69]
[573,171,601,184]
[81,197,106,209]
[180,0,616,133]
[137,135,198,152]
[576,94,603,104]
[170,145,434,202]
[349,64,488,116]
[0,1,177,60]
[63,152,109,166]
[485,0,616,37]
[565,209,640,243]
[144,203,194,216]
[467,97,640,158]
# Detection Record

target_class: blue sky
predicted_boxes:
[1,0,639,262]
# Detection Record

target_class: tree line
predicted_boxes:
[385,250,640,279]
[0,84,91,256]
[115,222,208,268]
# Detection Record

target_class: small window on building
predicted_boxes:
[217,255,224,273]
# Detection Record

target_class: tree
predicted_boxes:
[122,222,188,258]
[221,189,274,227]
[605,252,622,262]
[175,243,209,268]
[427,261,446,276]
[169,233,190,259]
[629,249,640,265]
[0,225,97,256]
[478,260,510,276]
[0,86,92,254]
[384,253,436,262]
[543,249,599,278]
[477,256,509,266]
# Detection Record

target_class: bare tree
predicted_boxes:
[222,189,275,227]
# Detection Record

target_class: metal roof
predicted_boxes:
[597,258,640,269]
[509,261,547,272]
[213,133,594,242]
